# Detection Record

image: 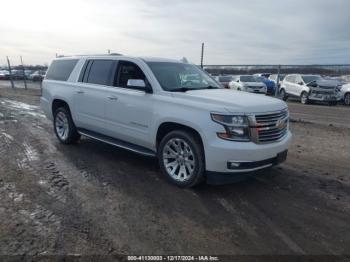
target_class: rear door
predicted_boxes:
[74,59,116,133]
[284,75,296,96]
[104,60,155,149]
[294,75,304,96]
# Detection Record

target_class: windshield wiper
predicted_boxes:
[203,85,220,89]
[169,87,199,92]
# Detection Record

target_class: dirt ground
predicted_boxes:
[0,87,349,258]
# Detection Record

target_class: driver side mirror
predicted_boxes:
[127,79,153,93]
[236,80,239,83]
[298,82,304,85]
[127,79,146,88]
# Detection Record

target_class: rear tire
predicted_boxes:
[158,130,205,188]
[279,88,288,101]
[300,91,309,104]
[53,107,80,144]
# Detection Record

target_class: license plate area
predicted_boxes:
[276,150,288,164]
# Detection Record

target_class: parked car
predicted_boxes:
[11,70,25,80]
[24,70,34,80]
[41,55,291,187]
[0,70,10,80]
[340,83,350,106]
[280,74,341,105]
[214,75,233,88]
[30,70,46,81]
[255,76,276,95]
[269,74,286,87]
[229,75,267,94]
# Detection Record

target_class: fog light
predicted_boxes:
[227,162,241,169]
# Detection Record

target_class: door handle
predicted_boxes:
[107,96,118,101]
[77,90,85,94]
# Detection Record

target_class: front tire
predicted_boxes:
[158,130,205,188]
[344,93,350,106]
[53,107,80,144]
[300,91,309,104]
[279,88,288,101]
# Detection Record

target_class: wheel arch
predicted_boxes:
[156,122,205,154]
[52,99,71,115]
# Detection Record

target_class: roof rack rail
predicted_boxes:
[56,53,123,58]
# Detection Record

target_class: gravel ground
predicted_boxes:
[0,87,349,259]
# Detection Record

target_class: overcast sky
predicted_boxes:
[0,0,349,65]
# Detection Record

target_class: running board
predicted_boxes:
[77,128,156,157]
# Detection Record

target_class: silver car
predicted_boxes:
[229,75,267,94]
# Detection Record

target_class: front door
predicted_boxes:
[104,61,155,149]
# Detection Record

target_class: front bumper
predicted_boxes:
[206,150,288,185]
[309,93,342,102]
[204,131,292,174]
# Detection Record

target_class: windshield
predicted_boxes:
[302,75,322,83]
[147,62,221,91]
[219,76,233,82]
[255,76,266,82]
[240,75,258,82]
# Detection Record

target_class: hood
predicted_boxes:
[341,83,350,92]
[308,80,340,89]
[172,89,287,114]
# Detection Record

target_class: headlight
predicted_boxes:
[211,114,250,141]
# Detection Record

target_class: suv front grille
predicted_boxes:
[311,90,335,95]
[252,109,289,143]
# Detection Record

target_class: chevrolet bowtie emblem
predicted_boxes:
[276,119,286,129]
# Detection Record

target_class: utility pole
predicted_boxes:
[108,49,111,54]
[275,64,281,97]
[6,56,14,89]
[20,56,27,90]
[200,43,204,68]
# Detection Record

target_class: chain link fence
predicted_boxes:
[204,64,350,81]
[0,57,47,89]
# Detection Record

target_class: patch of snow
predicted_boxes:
[23,142,39,161]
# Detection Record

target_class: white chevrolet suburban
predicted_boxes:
[41,55,292,187]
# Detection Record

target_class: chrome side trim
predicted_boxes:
[225,164,273,173]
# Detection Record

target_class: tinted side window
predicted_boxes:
[286,75,295,83]
[115,61,146,88]
[87,60,114,86]
[46,59,78,81]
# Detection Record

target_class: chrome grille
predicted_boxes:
[311,90,335,95]
[253,109,289,143]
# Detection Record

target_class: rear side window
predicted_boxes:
[46,59,78,81]
[86,60,115,86]
[285,75,294,82]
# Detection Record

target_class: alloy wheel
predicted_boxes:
[162,138,196,182]
[55,111,69,141]
[301,92,308,104]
